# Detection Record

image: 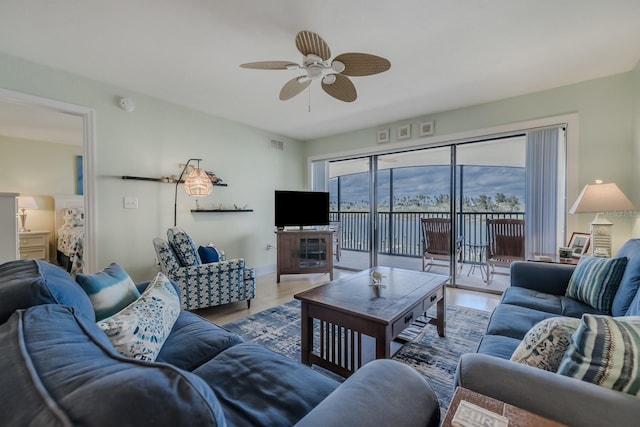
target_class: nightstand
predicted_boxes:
[19,231,50,261]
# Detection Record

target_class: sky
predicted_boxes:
[330,165,525,207]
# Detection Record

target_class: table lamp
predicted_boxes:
[17,196,39,232]
[569,180,636,257]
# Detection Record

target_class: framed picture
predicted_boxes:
[397,124,411,140]
[376,128,390,144]
[76,155,83,195]
[419,120,435,137]
[568,232,590,258]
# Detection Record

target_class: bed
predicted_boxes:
[54,195,84,276]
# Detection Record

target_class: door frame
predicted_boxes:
[0,88,97,273]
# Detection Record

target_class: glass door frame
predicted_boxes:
[309,114,578,278]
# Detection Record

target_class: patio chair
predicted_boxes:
[420,218,463,275]
[485,218,525,284]
[153,227,256,311]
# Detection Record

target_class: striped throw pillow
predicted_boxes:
[557,314,640,395]
[565,256,627,312]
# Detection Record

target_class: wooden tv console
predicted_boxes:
[276,230,333,283]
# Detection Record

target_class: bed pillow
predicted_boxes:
[63,207,84,227]
[510,316,581,372]
[76,263,141,321]
[565,256,628,312]
[557,314,640,395]
[97,272,180,362]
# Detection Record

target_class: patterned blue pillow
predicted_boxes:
[565,256,628,312]
[97,272,180,362]
[76,263,140,321]
[557,314,640,395]
[167,227,201,266]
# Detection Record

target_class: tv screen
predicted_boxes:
[275,190,330,228]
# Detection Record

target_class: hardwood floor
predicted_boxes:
[195,269,501,325]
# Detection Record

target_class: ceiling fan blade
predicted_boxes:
[240,61,297,70]
[333,53,391,76]
[321,74,357,102]
[295,31,331,61]
[279,76,312,101]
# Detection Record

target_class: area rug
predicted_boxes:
[223,300,491,413]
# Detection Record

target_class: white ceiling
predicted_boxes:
[1,0,640,142]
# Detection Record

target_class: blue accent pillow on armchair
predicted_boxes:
[198,245,220,263]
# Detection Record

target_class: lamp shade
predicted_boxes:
[17,196,39,210]
[569,181,636,213]
[183,167,213,196]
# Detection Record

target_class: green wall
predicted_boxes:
[304,71,639,253]
[0,52,305,280]
[0,135,82,257]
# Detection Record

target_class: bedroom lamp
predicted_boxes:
[173,158,213,226]
[569,180,636,257]
[17,196,39,232]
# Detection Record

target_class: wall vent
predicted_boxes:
[269,138,284,151]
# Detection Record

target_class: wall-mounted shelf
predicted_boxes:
[191,209,253,213]
[121,176,228,186]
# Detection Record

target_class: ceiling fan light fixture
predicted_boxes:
[307,65,323,80]
[331,60,345,73]
[322,74,336,85]
[305,54,323,63]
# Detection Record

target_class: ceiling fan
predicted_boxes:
[240,31,391,103]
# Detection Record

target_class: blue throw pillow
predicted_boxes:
[565,256,628,312]
[76,263,141,321]
[557,314,640,396]
[198,245,220,263]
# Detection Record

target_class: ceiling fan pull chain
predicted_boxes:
[308,85,312,112]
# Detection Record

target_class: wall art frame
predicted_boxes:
[376,128,390,143]
[419,120,435,137]
[397,124,411,140]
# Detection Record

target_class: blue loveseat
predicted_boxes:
[0,259,440,426]
[456,239,640,427]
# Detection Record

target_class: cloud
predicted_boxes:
[330,165,525,205]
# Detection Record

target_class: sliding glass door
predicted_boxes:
[313,128,565,293]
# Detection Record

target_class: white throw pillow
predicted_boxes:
[511,316,582,372]
[97,272,180,362]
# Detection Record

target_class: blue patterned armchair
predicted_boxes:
[153,227,256,311]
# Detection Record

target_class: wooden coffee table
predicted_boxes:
[294,267,448,377]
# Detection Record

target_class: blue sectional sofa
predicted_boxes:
[456,239,640,427]
[0,259,440,426]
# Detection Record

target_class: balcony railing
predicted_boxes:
[330,211,525,264]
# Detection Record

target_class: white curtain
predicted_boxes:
[525,128,561,254]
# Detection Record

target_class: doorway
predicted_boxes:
[0,88,96,273]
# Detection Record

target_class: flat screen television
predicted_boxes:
[275,190,330,228]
